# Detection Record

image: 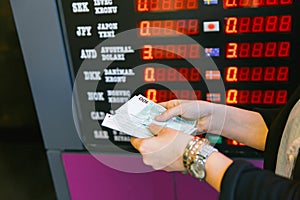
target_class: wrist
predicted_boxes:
[183,137,218,181]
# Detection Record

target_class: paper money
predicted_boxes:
[102,94,197,138]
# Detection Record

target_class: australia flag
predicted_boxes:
[205,48,220,57]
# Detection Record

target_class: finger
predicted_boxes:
[148,123,165,136]
[130,137,143,150]
[158,99,180,109]
[155,105,183,121]
[157,101,168,108]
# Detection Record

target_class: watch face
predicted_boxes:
[190,162,206,180]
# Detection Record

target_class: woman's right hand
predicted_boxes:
[156,99,268,150]
[155,100,222,134]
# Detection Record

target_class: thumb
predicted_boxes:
[148,123,165,136]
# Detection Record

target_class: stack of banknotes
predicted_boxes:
[102,94,197,138]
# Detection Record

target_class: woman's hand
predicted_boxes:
[155,99,268,150]
[131,124,193,172]
[156,100,224,134]
[131,123,233,192]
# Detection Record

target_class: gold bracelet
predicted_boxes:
[183,137,200,169]
[183,137,218,181]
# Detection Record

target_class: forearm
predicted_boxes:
[208,103,268,151]
[205,152,233,192]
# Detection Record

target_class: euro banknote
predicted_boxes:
[102,94,197,138]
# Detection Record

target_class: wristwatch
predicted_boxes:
[183,138,218,181]
[189,143,218,181]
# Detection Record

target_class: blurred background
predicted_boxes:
[0,0,56,199]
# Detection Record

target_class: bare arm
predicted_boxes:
[211,103,268,151]
[156,100,268,151]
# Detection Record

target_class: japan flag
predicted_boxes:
[203,21,220,32]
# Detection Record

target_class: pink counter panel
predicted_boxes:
[62,153,263,200]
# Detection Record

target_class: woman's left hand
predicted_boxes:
[131,124,193,172]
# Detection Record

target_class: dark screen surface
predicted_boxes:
[57,0,300,157]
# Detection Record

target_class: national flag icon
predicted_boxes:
[206,93,221,102]
[205,48,220,57]
[203,0,218,5]
[203,21,220,32]
[205,70,221,80]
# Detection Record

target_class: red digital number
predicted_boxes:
[165,45,176,59]
[187,0,198,9]
[251,67,263,81]
[251,42,263,58]
[146,89,201,102]
[276,90,287,104]
[277,66,289,81]
[154,45,164,59]
[263,90,275,104]
[279,15,292,32]
[226,89,238,104]
[223,0,292,8]
[225,17,238,34]
[139,21,151,36]
[239,43,250,58]
[144,67,201,82]
[189,44,200,58]
[146,89,158,102]
[167,68,177,81]
[177,45,187,58]
[251,90,262,104]
[265,16,278,32]
[239,17,250,33]
[137,0,149,12]
[264,67,276,81]
[239,67,250,81]
[225,66,238,82]
[164,20,174,35]
[252,16,264,32]
[144,67,155,82]
[156,68,165,81]
[190,68,201,81]
[226,42,290,59]
[174,0,184,9]
[225,66,289,82]
[226,43,238,59]
[139,19,199,37]
[176,20,186,34]
[162,0,172,10]
[159,90,168,102]
[264,42,277,57]
[187,19,199,35]
[226,90,288,104]
[278,41,290,57]
[150,0,159,11]
[142,45,154,60]
[177,68,187,81]
[239,90,250,104]
[136,0,198,12]
[152,21,162,36]
[225,15,291,34]
[224,0,238,8]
